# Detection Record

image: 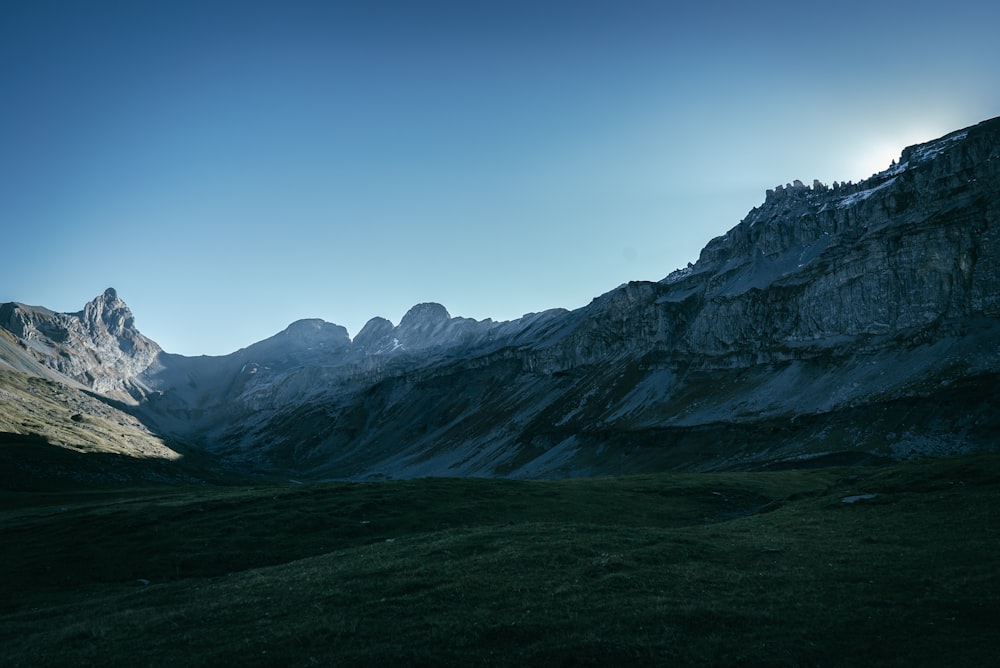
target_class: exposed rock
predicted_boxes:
[2,117,999,479]
[243,319,351,362]
[0,289,160,401]
[395,302,452,349]
[394,303,494,351]
[354,317,397,354]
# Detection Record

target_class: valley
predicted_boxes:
[2,455,998,666]
[2,116,999,665]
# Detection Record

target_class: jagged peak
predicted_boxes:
[80,287,137,339]
[682,116,1000,295]
[897,126,971,168]
[83,287,126,310]
[79,287,129,315]
[763,178,836,205]
[757,117,1000,212]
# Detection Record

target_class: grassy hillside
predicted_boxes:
[0,369,239,489]
[0,369,180,462]
[1,455,998,666]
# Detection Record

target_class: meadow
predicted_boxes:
[1,454,997,666]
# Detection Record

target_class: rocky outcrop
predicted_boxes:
[3,117,999,479]
[134,117,1000,477]
[0,288,160,400]
[673,121,1000,355]
[240,319,352,367]
[353,317,397,354]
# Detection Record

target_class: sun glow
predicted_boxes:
[851,124,955,181]
[853,140,905,179]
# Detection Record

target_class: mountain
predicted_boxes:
[0,288,161,401]
[3,117,999,480]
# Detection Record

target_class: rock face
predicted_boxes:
[681,124,999,351]
[3,117,999,479]
[0,288,161,400]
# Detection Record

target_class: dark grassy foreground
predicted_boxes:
[1,455,998,667]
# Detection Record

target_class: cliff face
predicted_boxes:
[0,288,161,400]
[524,120,1000,370]
[681,124,999,352]
[125,118,998,478]
[3,118,999,479]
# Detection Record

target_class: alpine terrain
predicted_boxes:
[3,118,1000,668]
[2,117,999,481]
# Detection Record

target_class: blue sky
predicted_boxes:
[2,1,998,356]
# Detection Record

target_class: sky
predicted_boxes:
[2,1,998,356]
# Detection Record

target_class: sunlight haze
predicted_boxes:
[2,1,998,355]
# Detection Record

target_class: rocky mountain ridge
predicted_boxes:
[2,116,998,479]
[0,288,161,400]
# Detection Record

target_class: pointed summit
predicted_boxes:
[82,287,136,339]
[0,288,160,400]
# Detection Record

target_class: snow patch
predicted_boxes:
[878,130,968,178]
[662,265,694,284]
[908,130,968,164]
[836,177,897,209]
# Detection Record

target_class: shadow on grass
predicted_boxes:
[0,433,202,492]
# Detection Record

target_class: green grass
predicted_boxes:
[0,369,181,464]
[2,455,998,666]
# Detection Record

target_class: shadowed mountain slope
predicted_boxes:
[3,117,999,479]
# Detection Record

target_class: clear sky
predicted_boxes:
[2,1,998,356]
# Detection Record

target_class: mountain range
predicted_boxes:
[2,117,999,482]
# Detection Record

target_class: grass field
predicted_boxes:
[1,454,998,666]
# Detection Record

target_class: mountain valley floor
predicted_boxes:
[1,453,998,666]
